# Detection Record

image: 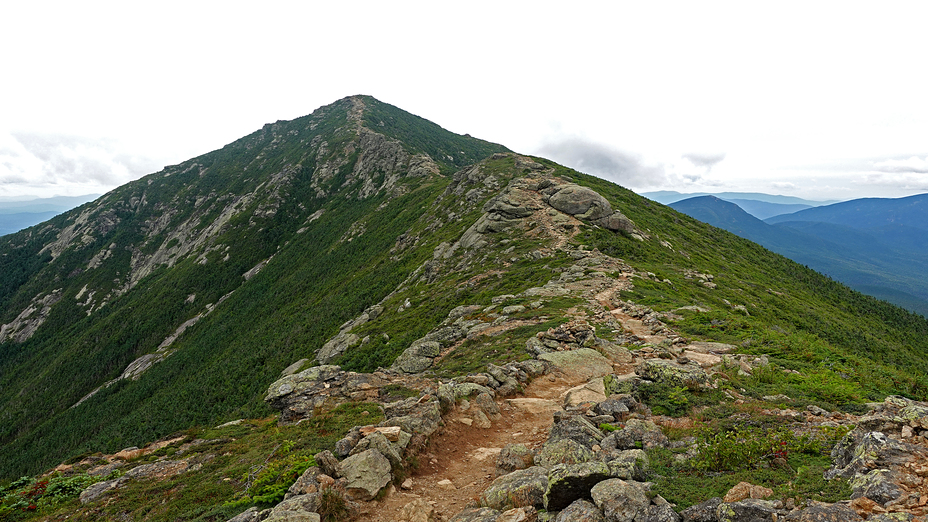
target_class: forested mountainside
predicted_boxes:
[670,195,928,316]
[2,94,928,492]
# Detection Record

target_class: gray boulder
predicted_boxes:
[338,448,392,501]
[539,348,614,381]
[226,507,261,522]
[497,444,536,475]
[480,466,549,511]
[636,359,710,390]
[535,438,595,469]
[680,497,721,522]
[79,477,128,504]
[548,185,614,220]
[643,504,682,522]
[548,412,606,448]
[545,461,612,511]
[716,499,781,522]
[264,494,323,522]
[554,499,605,522]
[350,431,402,470]
[612,419,668,450]
[791,503,862,521]
[606,449,650,481]
[591,478,650,522]
[594,397,630,421]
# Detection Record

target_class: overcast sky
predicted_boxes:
[2,1,927,202]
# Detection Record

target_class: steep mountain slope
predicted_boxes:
[670,196,928,316]
[0,96,512,478]
[2,94,928,495]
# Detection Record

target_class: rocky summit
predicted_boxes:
[2,96,928,521]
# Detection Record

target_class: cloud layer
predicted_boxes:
[0,132,160,196]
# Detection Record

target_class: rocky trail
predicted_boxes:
[367,374,575,522]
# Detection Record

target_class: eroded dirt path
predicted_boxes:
[364,375,578,521]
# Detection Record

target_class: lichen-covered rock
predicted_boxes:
[314,450,340,478]
[612,419,668,450]
[480,466,548,511]
[680,497,721,522]
[286,466,322,499]
[475,392,501,419]
[548,412,606,448]
[606,449,649,481]
[643,504,682,522]
[225,507,261,522]
[338,448,392,501]
[391,351,434,373]
[790,503,863,521]
[316,332,360,364]
[535,438,595,469]
[350,431,402,470]
[453,382,496,400]
[594,397,631,421]
[590,478,650,522]
[554,499,605,522]
[382,398,442,437]
[563,378,607,409]
[545,461,612,511]
[716,499,781,522]
[636,359,710,390]
[547,185,614,220]
[848,469,902,505]
[539,348,614,381]
[497,444,536,475]
[263,493,323,522]
[79,477,128,504]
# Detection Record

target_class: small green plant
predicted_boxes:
[599,423,618,432]
[317,486,350,522]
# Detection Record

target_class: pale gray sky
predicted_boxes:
[2,1,927,201]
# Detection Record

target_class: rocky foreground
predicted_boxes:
[224,314,928,521]
[52,246,928,522]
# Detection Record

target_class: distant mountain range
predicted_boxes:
[642,191,840,220]
[0,194,100,236]
[670,194,928,316]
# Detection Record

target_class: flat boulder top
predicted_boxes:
[685,341,736,354]
[538,348,613,381]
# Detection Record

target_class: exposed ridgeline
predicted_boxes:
[2,94,928,493]
[0,95,508,477]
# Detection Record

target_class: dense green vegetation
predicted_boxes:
[555,164,928,402]
[0,402,380,521]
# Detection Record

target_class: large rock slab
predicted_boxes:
[544,461,612,511]
[480,466,549,511]
[548,412,606,448]
[339,448,392,501]
[539,348,613,381]
[562,378,607,409]
[554,499,605,522]
[591,478,650,522]
[636,359,710,390]
[716,499,781,522]
[548,185,614,220]
[534,438,595,469]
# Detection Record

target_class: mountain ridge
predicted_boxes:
[3,96,928,521]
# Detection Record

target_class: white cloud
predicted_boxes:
[0,132,160,197]
[871,156,928,174]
